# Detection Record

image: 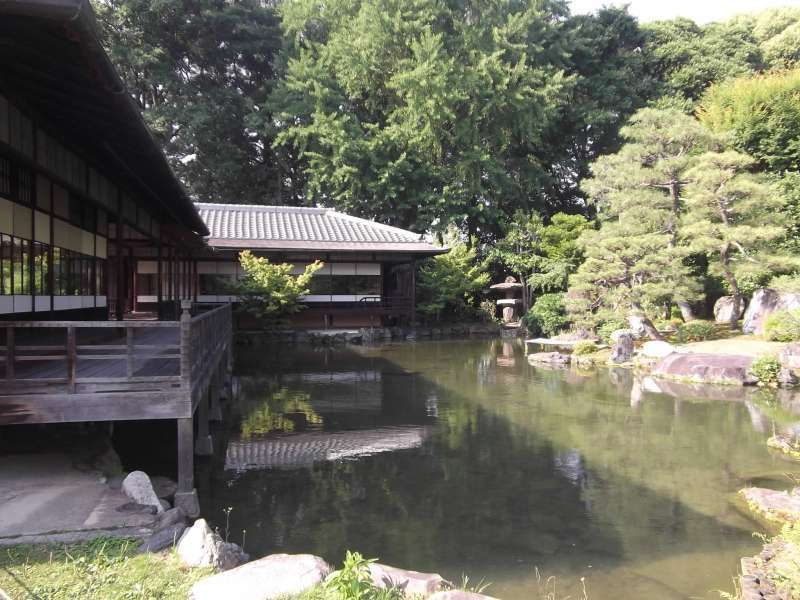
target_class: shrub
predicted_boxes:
[572,341,598,356]
[416,231,490,322]
[596,316,628,344]
[478,299,499,323]
[750,355,782,387]
[523,293,569,337]
[675,320,717,343]
[324,551,403,600]
[771,274,800,293]
[765,309,800,342]
[235,251,323,324]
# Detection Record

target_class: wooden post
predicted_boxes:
[125,326,134,378]
[66,326,76,392]
[6,327,14,381]
[156,239,163,320]
[179,299,192,388]
[174,417,199,517]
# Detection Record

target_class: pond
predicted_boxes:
[196,338,797,600]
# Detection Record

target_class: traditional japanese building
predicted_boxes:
[0,0,232,516]
[133,203,446,328]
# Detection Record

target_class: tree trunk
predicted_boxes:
[630,302,665,340]
[676,300,696,322]
[720,244,742,331]
[668,180,681,247]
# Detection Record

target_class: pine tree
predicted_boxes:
[683,151,788,328]
[568,108,713,328]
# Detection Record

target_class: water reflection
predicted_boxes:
[198,340,800,600]
[226,426,432,472]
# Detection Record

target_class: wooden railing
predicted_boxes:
[0,302,232,400]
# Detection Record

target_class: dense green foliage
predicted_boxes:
[236,251,323,324]
[489,211,589,311]
[699,70,800,172]
[764,309,800,342]
[522,293,569,337]
[95,0,285,204]
[674,320,718,343]
[416,233,489,322]
[750,355,783,386]
[572,340,598,356]
[270,0,569,236]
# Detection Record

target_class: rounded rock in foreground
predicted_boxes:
[189,553,331,600]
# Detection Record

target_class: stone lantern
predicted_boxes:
[490,276,523,324]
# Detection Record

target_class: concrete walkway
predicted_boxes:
[0,453,157,546]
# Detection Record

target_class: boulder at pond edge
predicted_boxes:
[189,553,331,600]
[368,563,447,597]
[651,353,754,385]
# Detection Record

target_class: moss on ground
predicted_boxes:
[0,537,212,600]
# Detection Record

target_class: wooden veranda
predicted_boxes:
[0,302,233,515]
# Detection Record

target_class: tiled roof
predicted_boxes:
[195,203,445,254]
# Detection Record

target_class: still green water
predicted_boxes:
[198,339,798,600]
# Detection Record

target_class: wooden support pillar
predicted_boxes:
[115,219,124,321]
[174,417,199,517]
[156,240,163,320]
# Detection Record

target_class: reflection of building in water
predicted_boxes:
[225,425,431,472]
[277,371,384,413]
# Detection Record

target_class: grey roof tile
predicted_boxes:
[195,203,445,254]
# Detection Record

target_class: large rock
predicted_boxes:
[609,330,634,364]
[739,487,800,527]
[369,563,446,597]
[638,340,675,359]
[136,523,186,554]
[713,295,745,324]
[155,507,186,530]
[189,554,331,600]
[527,352,570,366]
[652,353,754,385]
[429,592,499,600]
[121,471,164,514]
[781,343,800,370]
[743,288,800,334]
[177,518,248,571]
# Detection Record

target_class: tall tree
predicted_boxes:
[698,69,800,173]
[642,17,762,105]
[268,0,569,237]
[568,108,715,326]
[683,151,787,328]
[95,0,285,204]
[541,6,656,209]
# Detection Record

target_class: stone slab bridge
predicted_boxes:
[0,301,233,516]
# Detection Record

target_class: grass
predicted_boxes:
[767,522,800,598]
[0,537,212,600]
[677,334,787,357]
